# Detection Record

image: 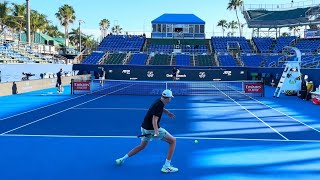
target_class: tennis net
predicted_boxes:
[71,79,264,97]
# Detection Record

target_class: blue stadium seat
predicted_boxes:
[175,54,191,66]
[129,54,148,65]
[97,35,145,53]
[82,52,105,64]
[219,54,237,66]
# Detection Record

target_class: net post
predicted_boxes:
[261,79,265,97]
[166,82,168,90]
[242,81,244,92]
[71,79,73,95]
[90,79,93,94]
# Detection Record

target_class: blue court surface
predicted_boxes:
[1,85,320,180]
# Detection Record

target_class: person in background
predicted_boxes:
[172,67,178,81]
[57,68,63,93]
[100,68,106,87]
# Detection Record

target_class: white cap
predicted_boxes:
[162,89,174,98]
[304,75,308,80]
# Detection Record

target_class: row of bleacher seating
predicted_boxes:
[81,50,320,68]
[212,36,252,53]
[253,37,273,53]
[97,35,145,53]
[95,34,320,55]
[82,52,105,64]
[0,45,34,63]
[198,55,214,66]
[129,54,148,65]
[82,53,215,66]
[176,54,191,66]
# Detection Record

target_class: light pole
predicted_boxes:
[78,20,85,52]
[26,0,31,44]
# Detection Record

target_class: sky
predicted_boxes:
[5,0,320,39]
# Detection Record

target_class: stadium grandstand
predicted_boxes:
[79,6,320,71]
[73,2,320,88]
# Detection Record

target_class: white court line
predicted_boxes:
[0,84,135,135]
[3,134,320,143]
[0,95,107,135]
[72,107,237,111]
[229,86,320,133]
[0,83,123,121]
[213,85,289,140]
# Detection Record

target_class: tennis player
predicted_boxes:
[115,89,178,173]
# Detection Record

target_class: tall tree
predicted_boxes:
[44,25,64,37]
[99,18,110,40]
[217,20,227,36]
[111,25,122,35]
[0,1,11,29]
[82,34,97,53]
[11,3,26,33]
[227,0,243,36]
[228,20,238,36]
[288,26,300,36]
[55,4,76,47]
[68,27,85,46]
[30,10,49,42]
[30,11,49,32]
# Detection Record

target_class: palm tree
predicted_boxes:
[99,18,110,40]
[217,20,227,36]
[30,10,49,42]
[288,26,300,36]
[82,35,97,53]
[111,25,122,35]
[68,27,86,47]
[228,20,238,36]
[227,0,243,36]
[55,4,76,47]
[11,3,26,35]
[44,25,64,37]
[0,1,11,29]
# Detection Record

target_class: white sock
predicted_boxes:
[164,159,171,167]
[121,154,129,161]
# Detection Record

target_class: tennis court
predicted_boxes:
[1,80,320,180]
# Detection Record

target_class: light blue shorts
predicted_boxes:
[140,127,168,142]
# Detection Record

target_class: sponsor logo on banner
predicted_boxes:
[223,71,232,76]
[244,83,262,93]
[122,70,131,74]
[147,71,154,78]
[199,72,206,78]
[166,74,187,78]
[73,82,90,90]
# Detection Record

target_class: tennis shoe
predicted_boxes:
[161,165,178,173]
[115,158,124,166]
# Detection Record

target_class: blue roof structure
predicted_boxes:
[152,14,205,24]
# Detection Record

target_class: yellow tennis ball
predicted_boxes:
[194,140,198,143]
